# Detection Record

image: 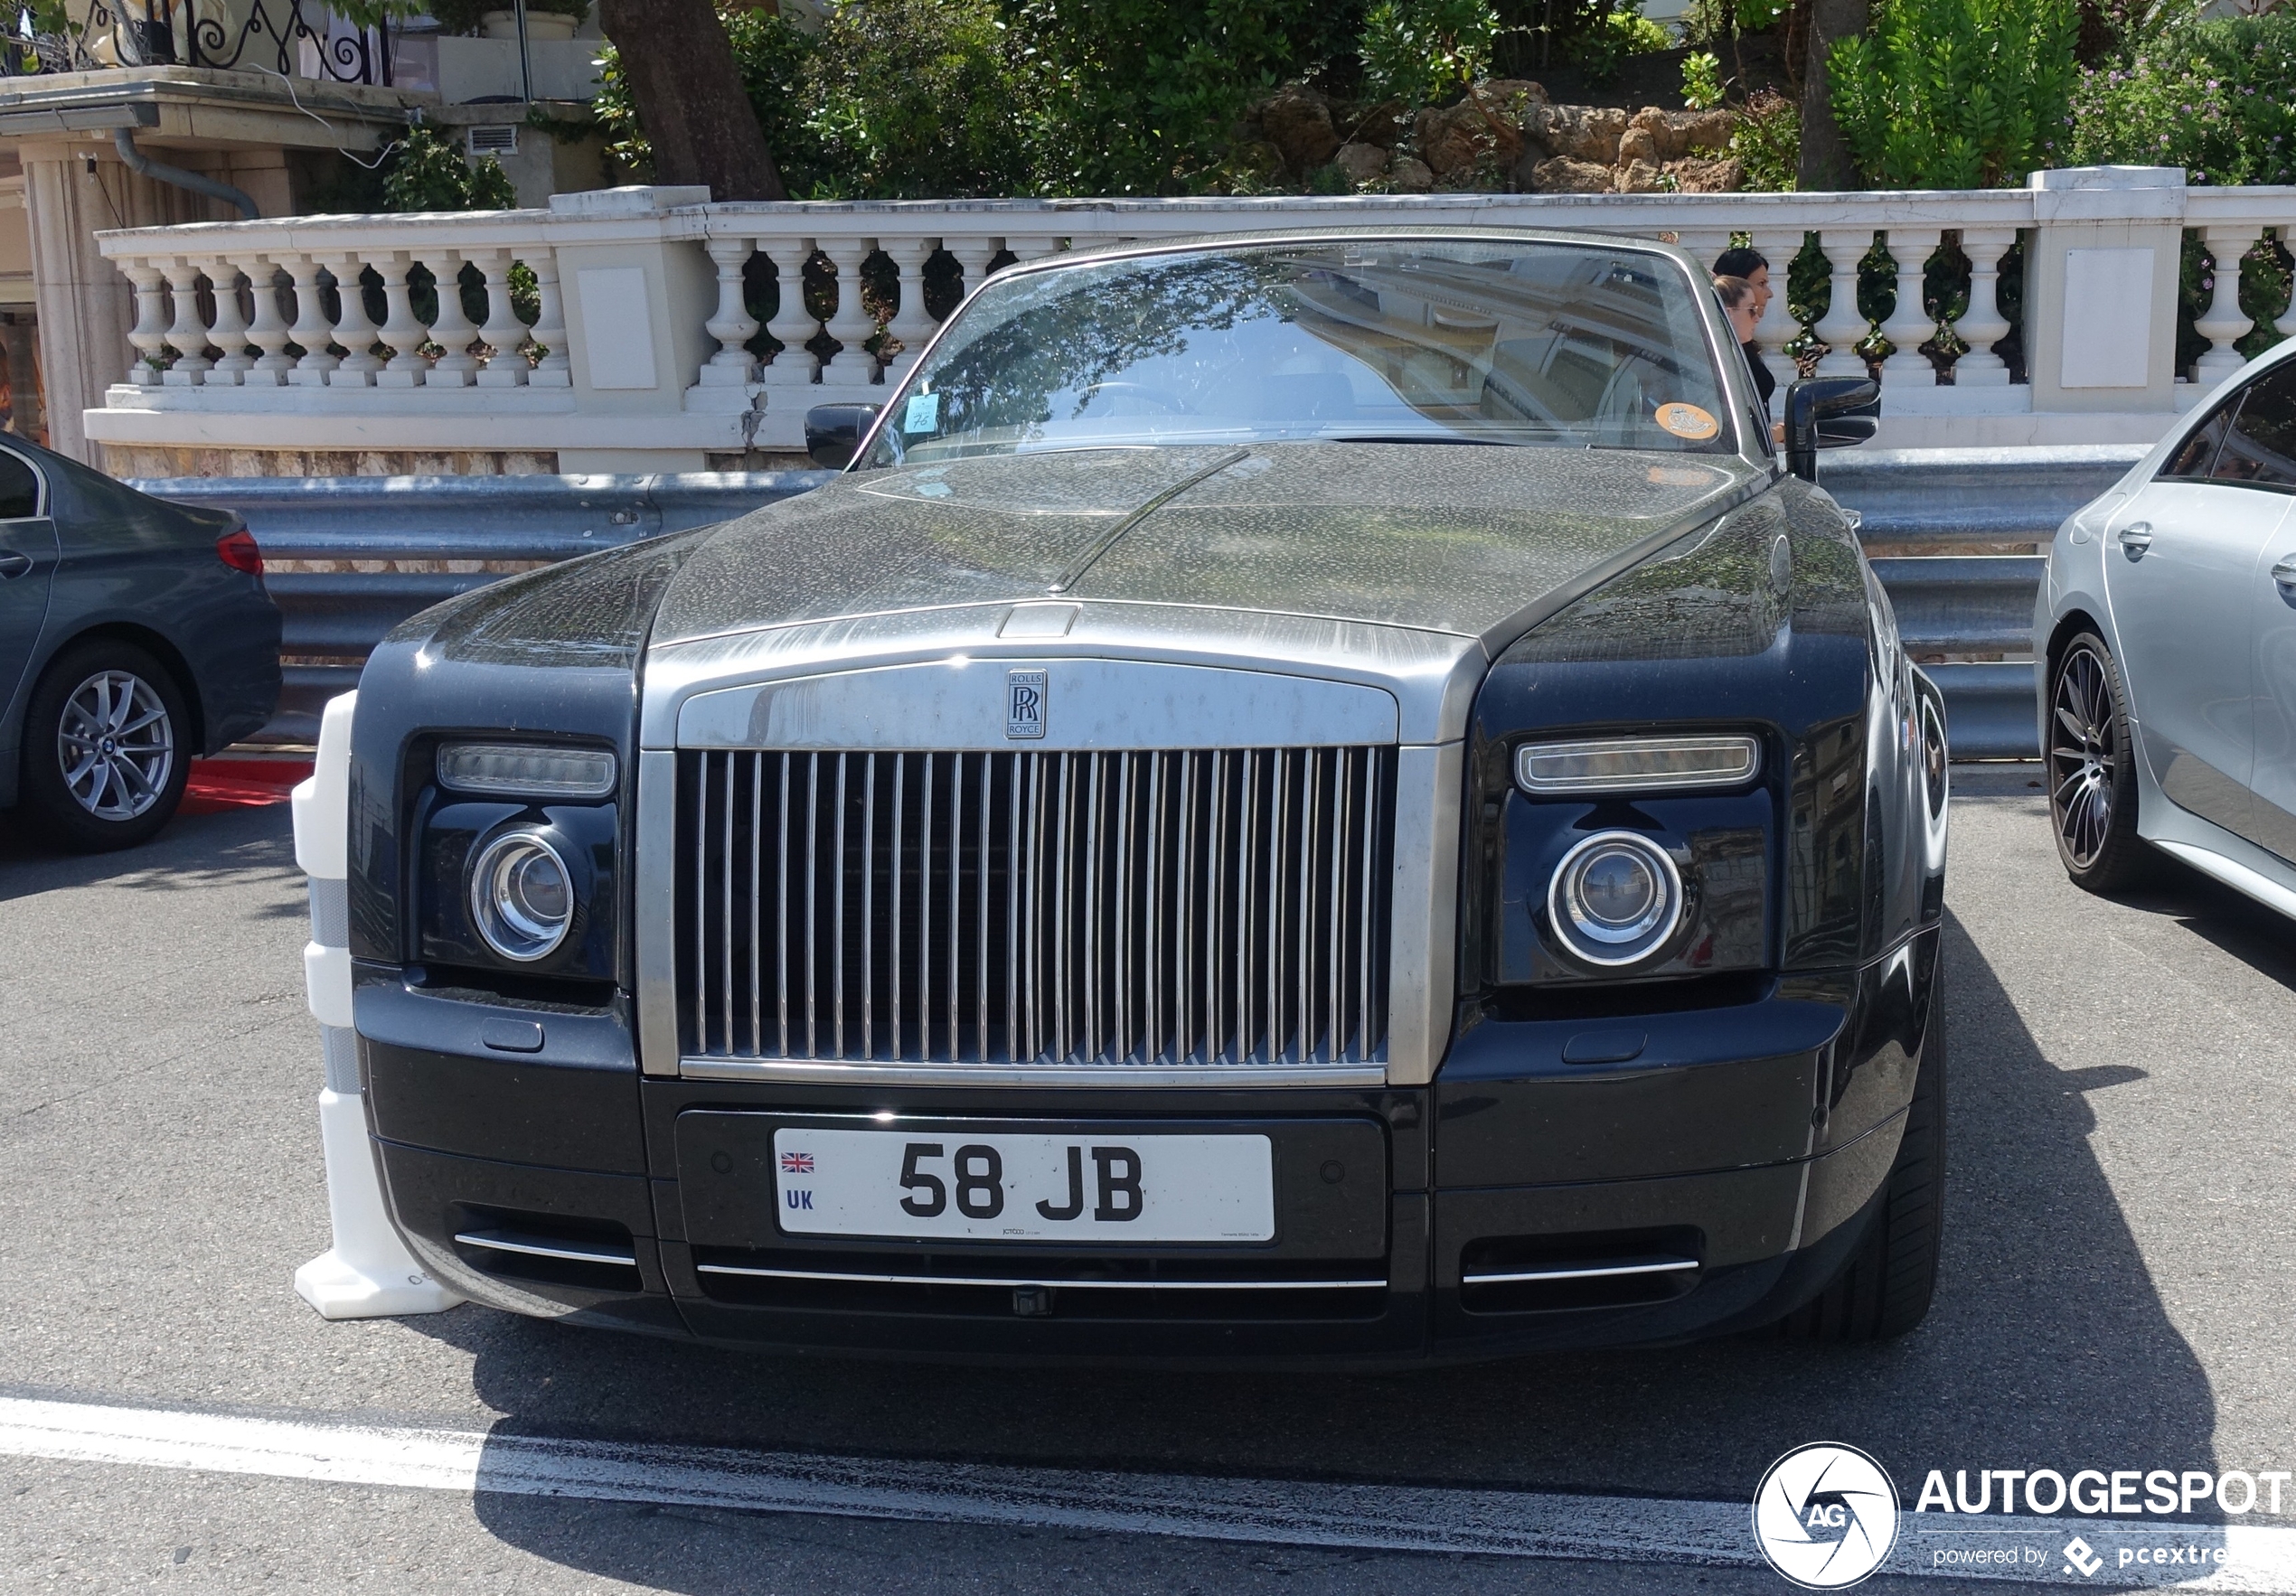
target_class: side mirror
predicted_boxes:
[805,403,880,471]
[1783,378,1880,482]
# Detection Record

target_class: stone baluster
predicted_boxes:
[244,259,296,386]
[1878,226,1941,384]
[424,251,480,387]
[1752,230,1804,389]
[879,236,941,384]
[526,254,571,388]
[374,253,434,388]
[202,258,256,386]
[698,235,760,388]
[2279,228,2296,343]
[1950,228,2016,386]
[1811,230,1871,379]
[2194,224,2263,383]
[471,251,530,388]
[122,262,170,385]
[324,254,385,386]
[758,241,818,387]
[1672,229,1731,277]
[160,258,212,386]
[286,257,341,387]
[816,237,880,385]
[1002,235,1060,270]
[948,239,1000,309]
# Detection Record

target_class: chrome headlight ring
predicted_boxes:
[467,828,577,962]
[1547,830,1687,968]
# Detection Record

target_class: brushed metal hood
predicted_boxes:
[647,441,1764,652]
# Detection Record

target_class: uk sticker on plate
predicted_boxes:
[771,1127,1275,1243]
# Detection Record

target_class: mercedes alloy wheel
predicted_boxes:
[2047,632,2149,892]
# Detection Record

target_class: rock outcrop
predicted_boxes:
[1237,80,1746,194]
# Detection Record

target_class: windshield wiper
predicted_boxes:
[1317,433,1518,446]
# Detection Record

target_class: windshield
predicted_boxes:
[861,239,1736,467]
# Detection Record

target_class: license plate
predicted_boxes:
[771,1127,1275,1243]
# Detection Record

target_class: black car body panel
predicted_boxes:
[338,232,1945,1363]
[0,437,280,809]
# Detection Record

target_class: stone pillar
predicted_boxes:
[19,137,240,465]
[2021,166,2188,413]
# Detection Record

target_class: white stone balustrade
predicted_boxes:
[1878,227,1941,383]
[86,174,2296,474]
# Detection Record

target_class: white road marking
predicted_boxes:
[5,1395,2295,1589]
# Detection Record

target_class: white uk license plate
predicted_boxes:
[770,1127,1275,1243]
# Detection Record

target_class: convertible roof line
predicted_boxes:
[1046,446,1251,595]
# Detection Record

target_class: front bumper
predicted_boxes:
[356,927,1938,1365]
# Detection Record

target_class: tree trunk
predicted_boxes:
[1796,0,1868,191]
[597,0,786,202]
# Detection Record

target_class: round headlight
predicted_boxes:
[1548,831,1684,967]
[468,831,574,962]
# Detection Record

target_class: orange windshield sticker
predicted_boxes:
[1654,402,1719,440]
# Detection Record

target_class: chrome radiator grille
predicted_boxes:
[675,746,1394,1068]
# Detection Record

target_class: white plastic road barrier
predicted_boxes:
[290,691,464,1320]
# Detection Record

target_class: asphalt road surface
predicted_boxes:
[5,765,2295,1594]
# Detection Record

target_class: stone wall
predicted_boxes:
[1241,82,1744,196]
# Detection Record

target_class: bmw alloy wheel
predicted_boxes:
[56,669,175,821]
[2049,642,2116,869]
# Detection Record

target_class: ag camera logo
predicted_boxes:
[1753,1443,1900,1589]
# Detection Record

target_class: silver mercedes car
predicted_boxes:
[326,229,1947,1363]
[2037,337,2296,914]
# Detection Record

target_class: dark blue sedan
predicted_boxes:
[0,437,279,850]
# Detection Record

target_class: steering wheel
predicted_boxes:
[1073,380,1191,416]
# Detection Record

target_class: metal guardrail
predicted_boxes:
[142,471,833,742]
[134,445,2147,756]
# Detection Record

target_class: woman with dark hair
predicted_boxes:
[1716,274,1783,443]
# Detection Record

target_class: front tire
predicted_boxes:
[1777,974,1945,1343]
[2047,631,2150,892]
[16,639,192,852]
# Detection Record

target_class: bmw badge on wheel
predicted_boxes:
[1752,1443,1900,1589]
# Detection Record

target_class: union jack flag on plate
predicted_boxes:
[779,1152,815,1174]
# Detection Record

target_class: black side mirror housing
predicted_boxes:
[1783,377,1880,481]
[805,403,881,470]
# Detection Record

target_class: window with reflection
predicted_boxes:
[2212,365,2296,492]
[863,239,1738,466]
[0,449,37,520]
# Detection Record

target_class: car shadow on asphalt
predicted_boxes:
[400,906,2220,1593]
[0,802,299,911]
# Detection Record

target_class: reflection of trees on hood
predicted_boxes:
[923,257,1292,437]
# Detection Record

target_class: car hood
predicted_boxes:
[648,442,1766,652]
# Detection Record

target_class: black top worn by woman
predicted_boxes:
[1744,340,1776,415]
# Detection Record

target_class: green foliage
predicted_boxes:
[596,0,1366,197]
[1681,49,1723,108]
[1828,0,2078,187]
[381,127,517,212]
[1731,88,1800,190]
[1012,0,1367,194]
[1357,0,1502,107]
[2066,13,2296,184]
[800,0,1030,197]
[592,7,824,189]
[1569,0,1673,85]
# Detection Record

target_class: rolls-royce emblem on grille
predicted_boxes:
[1006,669,1048,739]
